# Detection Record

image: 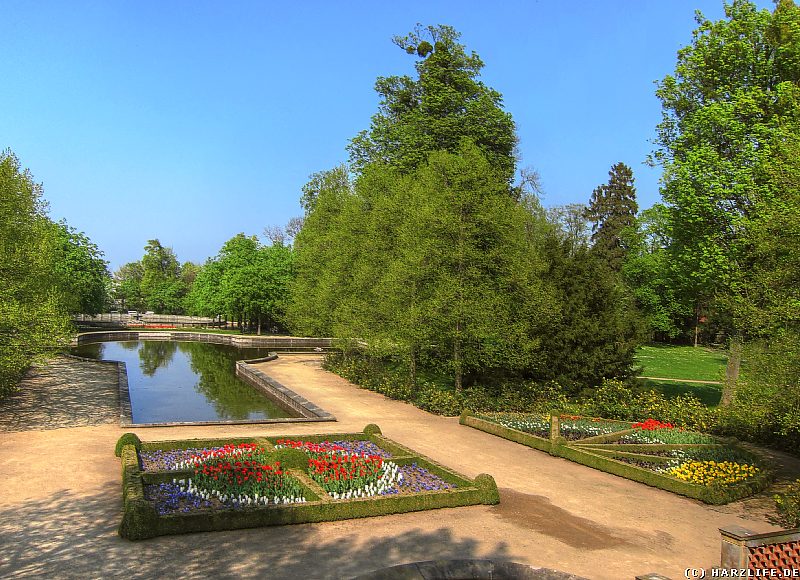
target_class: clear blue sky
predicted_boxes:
[2,1,774,271]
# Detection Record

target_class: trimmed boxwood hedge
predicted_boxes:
[118,424,499,540]
[459,410,772,505]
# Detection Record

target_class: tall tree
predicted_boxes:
[50,220,110,314]
[289,167,356,336]
[139,239,187,313]
[188,234,294,333]
[539,215,643,391]
[0,150,71,398]
[398,142,549,390]
[585,162,638,270]
[622,205,689,341]
[347,24,517,186]
[652,0,800,400]
[113,261,145,311]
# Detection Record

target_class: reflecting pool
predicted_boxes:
[73,340,300,424]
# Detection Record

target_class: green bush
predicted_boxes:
[415,384,463,416]
[582,379,635,420]
[633,390,716,432]
[775,479,800,528]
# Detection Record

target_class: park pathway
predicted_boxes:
[0,355,790,579]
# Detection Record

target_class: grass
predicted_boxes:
[635,344,727,382]
[638,378,722,406]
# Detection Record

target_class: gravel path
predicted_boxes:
[0,356,119,432]
[0,354,796,579]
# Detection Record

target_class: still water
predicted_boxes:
[73,340,299,424]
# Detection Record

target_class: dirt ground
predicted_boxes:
[0,355,795,579]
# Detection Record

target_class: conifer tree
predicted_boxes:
[585,162,638,270]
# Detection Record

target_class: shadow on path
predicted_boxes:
[0,357,118,432]
[0,489,514,579]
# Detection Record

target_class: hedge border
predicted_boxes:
[459,411,772,505]
[118,424,498,540]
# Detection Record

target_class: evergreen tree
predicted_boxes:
[585,162,638,270]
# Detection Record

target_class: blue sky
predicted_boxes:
[2,1,774,270]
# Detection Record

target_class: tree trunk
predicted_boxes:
[721,337,742,407]
[409,344,417,395]
[454,322,462,393]
[257,315,262,335]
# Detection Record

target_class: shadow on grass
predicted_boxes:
[637,378,722,407]
[0,487,515,579]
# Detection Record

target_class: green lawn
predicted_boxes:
[635,344,727,382]
[637,378,722,407]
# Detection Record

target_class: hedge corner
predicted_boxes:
[363,424,382,436]
[115,433,142,457]
[474,473,500,505]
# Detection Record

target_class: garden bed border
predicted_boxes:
[459,411,772,505]
[118,424,499,540]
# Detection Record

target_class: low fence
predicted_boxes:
[73,313,222,328]
[71,331,334,351]
[720,525,800,570]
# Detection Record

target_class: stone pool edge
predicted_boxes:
[67,332,337,427]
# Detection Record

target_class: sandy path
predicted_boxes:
[0,355,789,579]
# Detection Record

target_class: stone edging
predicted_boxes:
[236,355,335,422]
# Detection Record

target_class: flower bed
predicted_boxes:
[460,411,771,504]
[475,413,631,441]
[118,424,499,540]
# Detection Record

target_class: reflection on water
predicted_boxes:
[72,341,298,423]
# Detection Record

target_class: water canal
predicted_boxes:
[73,340,301,424]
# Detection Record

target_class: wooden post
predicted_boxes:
[550,415,560,442]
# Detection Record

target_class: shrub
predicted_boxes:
[582,379,635,420]
[775,479,800,528]
[633,390,716,432]
[415,384,463,416]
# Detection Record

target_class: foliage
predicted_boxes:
[347,24,517,186]
[714,332,800,452]
[297,142,552,391]
[140,239,188,314]
[774,479,800,528]
[622,205,689,340]
[652,0,800,395]
[188,234,293,333]
[537,235,643,392]
[0,150,72,398]
[50,220,110,314]
[113,261,145,311]
[585,162,638,270]
[114,240,193,314]
[579,379,715,433]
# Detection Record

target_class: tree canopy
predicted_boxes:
[347,24,518,187]
[0,150,72,397]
